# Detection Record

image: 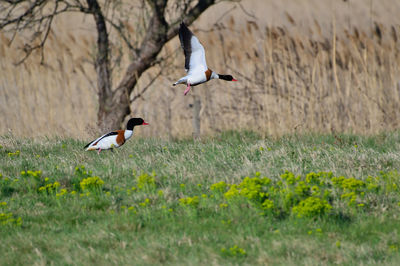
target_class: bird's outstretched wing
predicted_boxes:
[84,131,118,149]
[178,22,207,74]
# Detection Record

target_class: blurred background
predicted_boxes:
[1,0,400,139]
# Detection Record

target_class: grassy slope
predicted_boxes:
[1,131,400,265]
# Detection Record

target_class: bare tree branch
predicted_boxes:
[0,0,228,130]
[166,0,216,41]
[103,16,138,56]
[131,70,162,103]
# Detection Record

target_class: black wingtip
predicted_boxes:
[180,22,187,30]
[84,142,90,149]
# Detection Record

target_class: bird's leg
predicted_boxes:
[184,83,191,96]
[110,148,114,153]
[97,148,101,155]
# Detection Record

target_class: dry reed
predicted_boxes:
[1,0,400,138]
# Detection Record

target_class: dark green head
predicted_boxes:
[127,118,149,130]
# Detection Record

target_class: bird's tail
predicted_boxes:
[173,77,187,86]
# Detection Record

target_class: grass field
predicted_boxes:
[1,131,400,265]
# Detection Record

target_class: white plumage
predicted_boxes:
[85,130,133,151]
[173,22,237,95]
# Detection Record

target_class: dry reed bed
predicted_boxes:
[136,19,400,137]
[0,18,98,137]
[1,9,400,138]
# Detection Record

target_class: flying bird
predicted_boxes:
[173,22,237,95]
[84,118,149,154]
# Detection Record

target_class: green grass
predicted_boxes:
[1,131,400,265]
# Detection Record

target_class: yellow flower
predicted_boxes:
[210,181,227,192]
[179,196,199,207]
[221,245,246,256]
[137,173,156,191]
[80,176,104,191]
[56,189,67,197]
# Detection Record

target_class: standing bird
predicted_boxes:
[84,118,149,154]
[173,22,237,95]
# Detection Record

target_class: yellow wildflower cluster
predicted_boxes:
[21,170,42,179]
[179,196,199,207]
[292,196,332,217]
[210,181,228,192]
[80,176,104,191]
[38,181,60,194]
[136,171,156,191]
[221,245,247,257]
[7,150,20,157]
[204,170,400,219]
[224,175,271,202]
[139,198,150,207]
[56,189,68,197]
[379,171,400,193]
[0,212,22,226]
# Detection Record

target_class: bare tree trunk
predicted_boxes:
[192,95,201,139]
[86,0,113,131]
[97,0,216,130]
[1,0,219,132]
[97,0,169,130]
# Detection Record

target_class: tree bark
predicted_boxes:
[86,0,113,131]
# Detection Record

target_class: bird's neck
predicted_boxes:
[124,130,133,140]
[211,72,219,80]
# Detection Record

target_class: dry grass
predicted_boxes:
[1,0,400,138]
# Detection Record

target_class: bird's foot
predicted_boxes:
[184,83,191,96]
[97,148,101,155]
